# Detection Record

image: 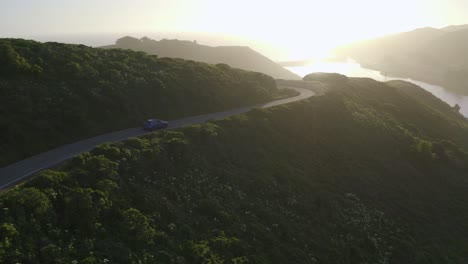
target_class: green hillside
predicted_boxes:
[0,39,290,166]
[1,76,467,263]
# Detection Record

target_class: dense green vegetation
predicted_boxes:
[1,77,468,263]
[0,39,292,166]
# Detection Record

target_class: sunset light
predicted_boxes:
[2,0,468,60]
[2,1,468,262]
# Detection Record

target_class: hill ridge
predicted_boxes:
[101,36,301,80]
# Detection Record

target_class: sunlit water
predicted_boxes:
[286,61,468,117]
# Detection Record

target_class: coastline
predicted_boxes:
[284,60,468,118]
[359,62,468,96]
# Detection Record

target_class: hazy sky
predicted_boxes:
[2,0,468,60]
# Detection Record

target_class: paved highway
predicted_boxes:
[0,87,314,189]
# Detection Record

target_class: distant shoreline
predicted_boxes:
[357,62,468,96]
[283,58,468,96]
[284,60,468,117]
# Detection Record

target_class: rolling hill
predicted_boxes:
[1,75,467,263]
[101,36,301,80]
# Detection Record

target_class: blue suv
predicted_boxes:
[143,119,169,131]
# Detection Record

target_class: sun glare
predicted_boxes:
[1,0,468,60]
[176,0,460,60]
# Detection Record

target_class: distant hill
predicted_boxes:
[277,59,315,67]
[2,75,468,263]
[101,36,301,80]
[303,72,349,83]
[0,39,290,166]
[441,24,468,32]
[426,28,468,64]
[334,25,468,94]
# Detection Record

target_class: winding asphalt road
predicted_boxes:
[0,87,314,189]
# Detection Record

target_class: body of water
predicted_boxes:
[286,60,468,117]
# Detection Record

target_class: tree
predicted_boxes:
[64,188,109,232]
[3,188,52,221]
[0,43,31,74]
[121,208,155,248]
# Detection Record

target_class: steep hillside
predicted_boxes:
[1,76,467,263]
[334,27,443,64]
[0,39,290,166]
[101,36,301,80]
[334,26,468,94]
[426,29,468,64]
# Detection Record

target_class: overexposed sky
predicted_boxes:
[1,0,468,60]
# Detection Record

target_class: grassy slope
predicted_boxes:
[1,77,468,263]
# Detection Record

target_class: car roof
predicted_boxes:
[147,119,162,122]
